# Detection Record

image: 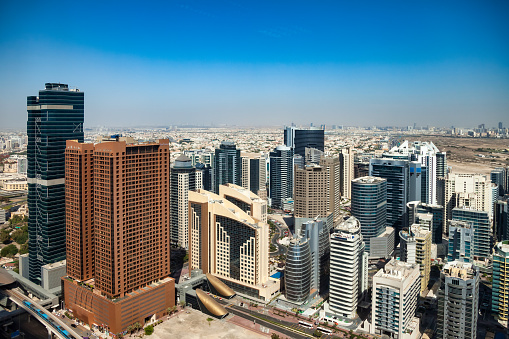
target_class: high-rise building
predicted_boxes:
[491,167,507,197]
[369,158,410,241]
[214,141,242,193]
[452,207,492,260]
[495,196,509,242]
[240,152,267,199]
[283,126,296,148]
[294,156,340,222]
[442,173,493,232]
[285,237,312,303]
[436,151,447,179]
[351,176,387,252]
[195,163,214,192]
[299,220,330,294]
[408,161,422,202]
[499,122,504,130]
[371,259,420,339]
[406,201,444,244]
[399,225,431,294]
[492,241,509,326]
[269,146,293,209]
[293,128,324,157]
[63,139,175,334]
[339,147,355,199]
[170,154,202,248]
[384,140,439,205]
[27,83,84,284]
[447,220,474,263]
[188,188,278,301]
[329,217,368,319]
[437,261,479,339]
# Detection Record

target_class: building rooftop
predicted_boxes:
[351,176,386,184]
[333,216,361,233]
[375,259,419,281]
[442,261,477,280]
[495,241,509,255]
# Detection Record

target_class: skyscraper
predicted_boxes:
[399,225,431,293]
[351,176,387,252]
[447,220,474,263]
[214,141,242,193]
[283,126,296,148]
[371,259,420,339]
[293,128,324,157]
[492,241,509,326]
[27,83,84,284]
[285,237,312,303]
[240,152,267,199]
[170,154,202,248]
[369,158,410,240]
[452,207,492,260]
[63,139,175,334]
[269,146,293,209]
[188,187,277,301]
[491,167,507,197]
[329,217,368,319]
[294,156,340,222]
[406,201,444,244]
[437,261,479,339]
[495,196,509,242]
[339,147,355,199]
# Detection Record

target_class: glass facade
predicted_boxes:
[214,141,241,193]
[285,237,311,303]
[294,129,324,157]
[269,146,293,209]
[27,83,84,284]
[452,208,491,259]
[351,177,387,252]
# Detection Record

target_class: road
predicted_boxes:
[5,288,82,339]
[269,216,289,257]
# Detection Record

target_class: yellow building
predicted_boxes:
[400,224,432,294]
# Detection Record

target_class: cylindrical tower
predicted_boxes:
[285,237,311,303]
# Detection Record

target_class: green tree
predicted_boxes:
[206,317,213,326]
[0,230,10,244]
[313,329,323,337]
[144,325,154,335]
[183,251,189,263]
[271,334,280,339]
[1,244,18,258]
[133,322,141,333]
[12,230,28,244]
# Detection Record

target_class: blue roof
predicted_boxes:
[495,333,506,339]
[270,272,283,279]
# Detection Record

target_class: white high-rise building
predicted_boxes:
[442,173,493,233]
[371,259,420,339]
[328,217,368,319]
[339,147,355,199]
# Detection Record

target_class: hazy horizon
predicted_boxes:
[1,1,508,130]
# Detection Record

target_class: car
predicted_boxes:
[71,324,78,328]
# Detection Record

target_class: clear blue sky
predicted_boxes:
[1,0,508,129]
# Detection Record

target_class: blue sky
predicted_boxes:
[1,0,508,129]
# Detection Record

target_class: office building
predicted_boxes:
[27,83,84,284]
[283,126,296,148]
[384,140,439,205]
[370,158,410,241]
[304,147,323,164]
[399,225,431,293]
[63,139,175,334]
[452,207,491,260]
[293,128,324,157]
[184,149,215,167]
[408,161,422,202]
[442,173,493,232]
[240,152,267,199]
[214,141,242,193]
[285,237,312,303]
[188,188,278,301]
[339,147,355,199]
[369,227,395,259]
[437,261,479,339]
[371,259,420,339]
[447,220,474,263]
[329,217,368,319]
[354,161,370,179]
[269,146,293,209]
[492,241,509,326]
[351,176,387,252]
[491,167,507,197]
[436,151,447,178]
[495,196,509,242]
[299,220,330,294]
[195,163,214,192]
[406,201,444,244]
[294,156,340,222]
[170,154,202,248]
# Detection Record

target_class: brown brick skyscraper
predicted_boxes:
[63,139,174,334]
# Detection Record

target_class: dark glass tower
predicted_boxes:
[269,146,293,209]
[285,237,311,303]
[369,158,409,242]
[214,141,241,193]
[27,83,84,284]
[293,129,324,157]
[351,176,387,252]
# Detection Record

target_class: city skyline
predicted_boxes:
[1,1,509,129]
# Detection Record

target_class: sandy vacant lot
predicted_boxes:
[151,310,267,339]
